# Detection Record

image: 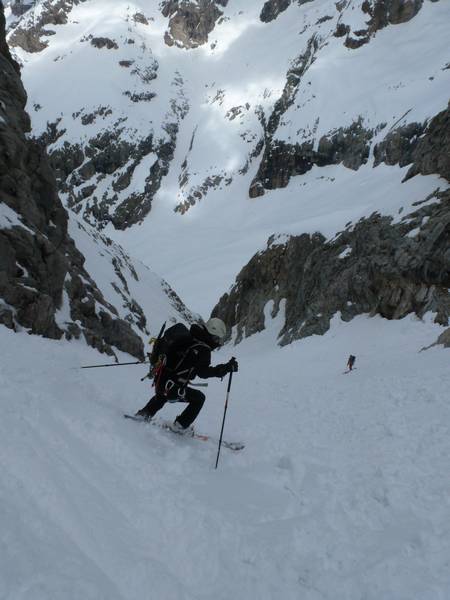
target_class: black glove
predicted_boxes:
[214,357,238,378]
[227,357,238,373]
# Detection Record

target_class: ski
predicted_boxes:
[343,367,357,375]
[123,414,245,452]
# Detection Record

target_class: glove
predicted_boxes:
[214,357,238,378]
[227,357,239,373]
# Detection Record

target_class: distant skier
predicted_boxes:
[347,354,356,372]
[135,318,238,434]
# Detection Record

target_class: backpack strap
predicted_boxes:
[173,341,209,373]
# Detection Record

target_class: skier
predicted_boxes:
[135,318,238,434]
[347,354,356,371]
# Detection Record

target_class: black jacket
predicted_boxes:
[166,324,228,382]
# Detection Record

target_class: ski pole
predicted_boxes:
[215,370,233,470]
[80,360,149,369]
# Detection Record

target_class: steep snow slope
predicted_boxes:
[1,313,449,599]
[9,0,450,314]
[66,212,195,340]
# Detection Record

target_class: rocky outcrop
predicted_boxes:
[434,328,450,348]
[48,124,179,230]
[213,189,450,345]
[404,103,450,183]
[250,119,373,197]
[260,0,291,23]
[161,0,228,49]
[365,0,424,28]
[8,0,85,53]
[90,37,118,50]
[10,1,36,18]
[372,104,450,183]
[249,36,319,197]
[373,122,425,168]
[342,0,425,49]
[0,6,146,358]
[175,172,232,214]
[260,0,319,22]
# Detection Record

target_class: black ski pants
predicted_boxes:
[137,385,205,428]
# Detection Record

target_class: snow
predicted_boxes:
[0,202,23,229]
[0,202,34,233]
[1,313,449,599]
[338,246,351,259]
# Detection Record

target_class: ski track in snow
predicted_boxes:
[1,315,450,599]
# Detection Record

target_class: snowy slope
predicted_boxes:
[8,0,449,314]
[67,212,195,341]
[1,313,450,599]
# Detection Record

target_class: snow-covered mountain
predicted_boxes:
[6,0,450,323]
[0,5,194,358]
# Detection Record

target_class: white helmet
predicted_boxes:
[205,317,227,342]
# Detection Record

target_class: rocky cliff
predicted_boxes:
[161,0,228,49]
[0,5,191,357]
[213,105,450,344]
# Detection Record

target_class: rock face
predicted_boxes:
[250,120,374,197]
[161,0,228,49]
[47,122,181,230]
[10,1,36,18]
[404,103,450,182]
[8,0,84,52]
[434,328,450,348]
[0,6,149,358]
[213,189,450,345]
[260,0,292,23]
[342,0,425,49]
[373,122,425,168]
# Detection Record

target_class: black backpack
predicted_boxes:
[150,323,193,371]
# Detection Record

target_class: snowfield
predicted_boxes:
[1,313,449,599]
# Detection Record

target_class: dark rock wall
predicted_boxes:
[373,122,425,168]
[250,120,374,198]
[213,190,450,345]
[46,124,178,231]
[260,0,292,23]
[0,6,145,358]
[161,0,228,49]
[404,103,450,182]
